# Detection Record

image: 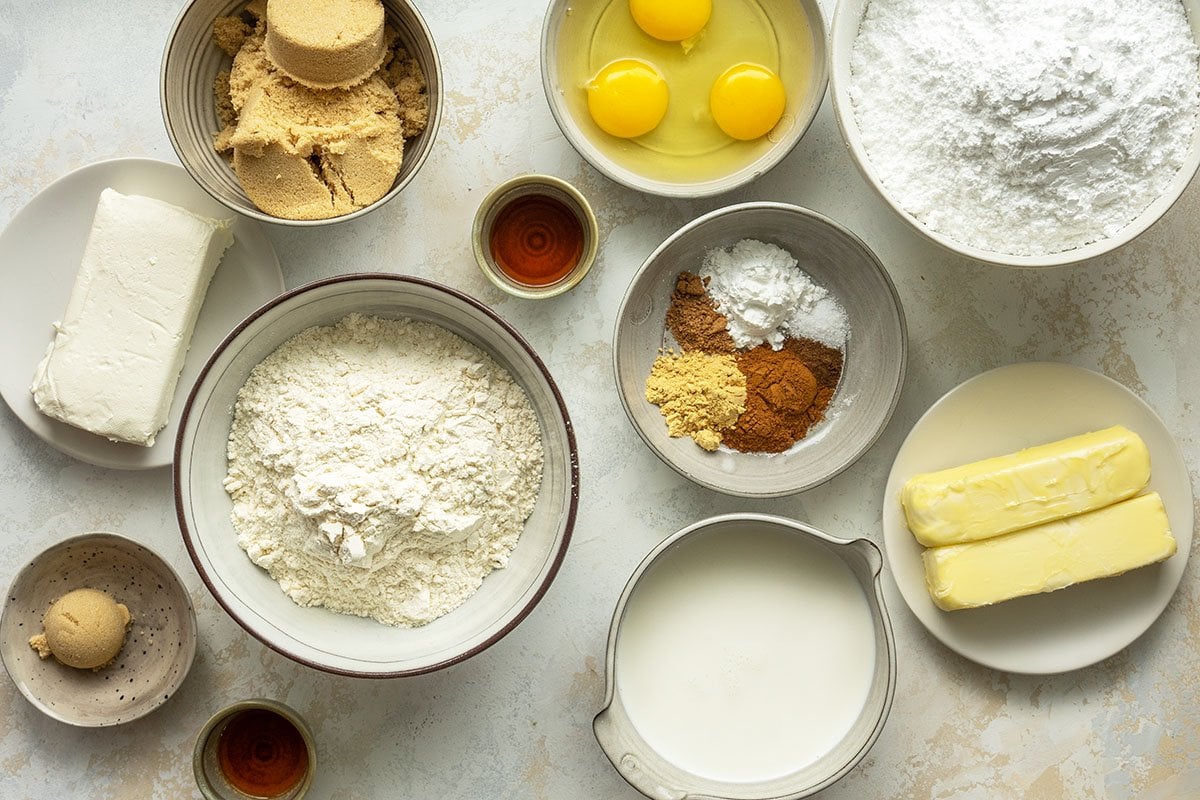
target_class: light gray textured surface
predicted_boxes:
[1,0,1198,797]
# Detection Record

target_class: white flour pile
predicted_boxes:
[700,239,848,349]
[849,0,1200,256]
[223,313,544,627]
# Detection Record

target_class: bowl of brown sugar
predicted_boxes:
[614,202,907,497]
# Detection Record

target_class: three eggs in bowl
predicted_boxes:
[543,0,827,196]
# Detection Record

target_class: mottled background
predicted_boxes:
[1,0,1197,798]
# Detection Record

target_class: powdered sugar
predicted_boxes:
[700,239,849,349]
[849,0,1200,256]
[223,313,544,627]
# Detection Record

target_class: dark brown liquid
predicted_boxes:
[217,708,309,798]
[489,194,584,286]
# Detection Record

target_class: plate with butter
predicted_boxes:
[882,362,1193,674]
[0,158,283,470]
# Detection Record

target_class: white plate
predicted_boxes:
[0,158,284,470]
[882,362,1194,674]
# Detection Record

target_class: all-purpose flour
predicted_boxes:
[849,0,1200,256]
[223,313,544,627]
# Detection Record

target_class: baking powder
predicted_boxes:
[849,0,1200,256]
[223,313,544,627]
[700,239,849,350]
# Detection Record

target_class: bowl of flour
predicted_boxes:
[174,274,578,677]
[830,0,1200,267]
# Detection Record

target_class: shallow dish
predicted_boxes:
[0,532,198,727]
[0,157,283,470]
[161,0,442,226]
[829,0,1200,267]
[542,0,827,197]
[882,362,1194,674]
[175,274,579,677]
[613,201,906,497]
[595,513,896,799]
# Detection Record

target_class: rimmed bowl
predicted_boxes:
[594,513,897,799]
[613,201,907,497]
[161,0,442,226]
[174,274,578,677]
[541,0,828,197]
[0,532,198,726]
[829,0,1200,267]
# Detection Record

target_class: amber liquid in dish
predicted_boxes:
[489,194,584,286]
[217,708,309,798]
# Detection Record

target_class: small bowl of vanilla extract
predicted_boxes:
[472,174,599,299]
[193,698,316,800]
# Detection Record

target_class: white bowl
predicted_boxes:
[174,275,579,677]
[613,202,907,497]
[829,0,1200,267]
[541,0,827,198]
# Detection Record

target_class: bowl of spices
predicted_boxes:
[193,698,316,800]
[472,174,599,298]
[830,0,1200,266]
[613,202,907,497]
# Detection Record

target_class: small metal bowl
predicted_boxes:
[193,698,316,800]
[541,0,828,198]
[161,0,442,226]
[595,513,897,799]
[472,174,599,299]
[613,201,907,497]
[0,532,198,727]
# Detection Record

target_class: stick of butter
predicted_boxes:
[922,492,1175,611]
[30,188,233,446]
[901,425,1150,547]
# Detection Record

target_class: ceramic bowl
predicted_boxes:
[829,0,1200,267]
[174,274,579,677]
[541,0,827,197]
[161,0,442,226]
[193,698,317,800]
[472,174,600,299]
[613,201,907,497]
[0,532,198,726]
[595,513,897,799]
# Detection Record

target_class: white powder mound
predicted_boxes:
[849,0,1200,256]
[223,313,544,627]
[700,239,849,349]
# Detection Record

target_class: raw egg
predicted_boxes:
[586,58,670,138]
[629,0,711,42]
[710,63,786,140]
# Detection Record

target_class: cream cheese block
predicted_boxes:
[901,425,1151,547]
[922,492,1176,611]
[30,188,233,446]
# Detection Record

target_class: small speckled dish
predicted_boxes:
[614,201,907,497]
[0,532,198,727]
[472,174,600,299]
[194,698,316,800]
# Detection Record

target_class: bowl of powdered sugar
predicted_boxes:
[174,274,577,677]
[614,202,907,497]
[831,0,1200,266]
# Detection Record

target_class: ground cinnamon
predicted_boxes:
[723,337,844,453]
[665,271,735,353]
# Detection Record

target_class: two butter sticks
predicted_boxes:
[901,426,1176,611]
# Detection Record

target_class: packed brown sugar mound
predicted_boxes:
[212,0,429,220]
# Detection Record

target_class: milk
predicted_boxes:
[614,526,877,783]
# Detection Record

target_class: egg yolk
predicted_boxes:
[709,63,787,141]
[586,59,670,138]
[629,0,711,42]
